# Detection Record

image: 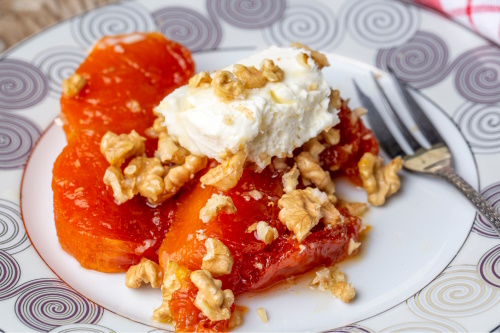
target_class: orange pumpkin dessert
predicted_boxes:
[53,33,401,332]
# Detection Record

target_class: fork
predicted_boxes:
[352,69,500,237]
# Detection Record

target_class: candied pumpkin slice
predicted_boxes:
[60,32,195,136]
[159,167,362,295]
[52,131,176,272]
[53,32,195,272]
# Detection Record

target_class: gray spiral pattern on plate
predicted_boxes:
[327,324,375,333]
[376,31,450,88]
[452,45,500,104]
[0,112,41,170]
[207,0,285,29]
[453,102,500,154]
[0,59,48,111]
[263,0,340,50]
[478,245,500,288]
[0,251,20,296]
[472,182,500,238]
[153,7,221,52]
[343,0,419,48]
[33,47,86,98]
[71,2,155,48]
[0,199,30,254]
[15,279,103,332]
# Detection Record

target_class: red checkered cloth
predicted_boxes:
[414,0,500,44]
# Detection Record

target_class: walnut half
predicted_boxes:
[200,149,246,191]
[191,270,235,322]
[100,130,146,167]
[358,153,402,206]
[202,238,234,277]
[125,258,162,289]
[199,194,237,223]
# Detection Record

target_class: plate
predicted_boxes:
[2,0,500,332]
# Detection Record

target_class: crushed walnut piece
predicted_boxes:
[190,270,234,322]
[200,149,247,191]
[256,307,269,324]
[296,52,310,69]
[296,151,335,195]
[189,71,212,88]
[341,201,368,217]
[272,157,288,172]
[290,42,330,69]
[124,156,165,204]
[62,73,87,97]
[145,114,167,138]
[103,166,135,204]
[282,164,299,193]
[310,266,356,302]
[233,64,267,89]
[156,132,190,165]
[199,194,237,223]
[347,238,361,256]
[358,153,403,206]
[100,130,146,167]
[329,89,341,110]
[322,128,340,146]
[303,138,325,160]
[247,221,278,245]
[153,260,184,323]
[163,155,208,199]
[261,59,284,82]
[202,238,234,277]
[278,187,342,242]
[125,258,162,289]
[228,306,247,329]
[212,70,246,101]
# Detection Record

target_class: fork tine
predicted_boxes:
[387,66,446,146]
[370,72,422,152]
[352,79,405,158]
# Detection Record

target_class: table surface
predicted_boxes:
[0,0,116,53]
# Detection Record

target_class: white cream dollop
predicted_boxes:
[155,46,339,169]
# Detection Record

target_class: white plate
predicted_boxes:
[2,0,500,332]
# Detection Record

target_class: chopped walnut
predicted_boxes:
[261,59,284,82]
[228,306,247,329]
[100,130,146,167]
[296,53,310,69]
[282,164,299,193]
[290,42,330,69]
[62,73,86,97]
[296,152,335,194]
[202,238,234,277]
[341,201,368,217]
[163,155,207,199]
[347,238,361,256]
[145,115,167,138]
[247,221,278,245]
[302,138,325,160]
[358,153,403,206]
[332,281,356,303]
[233,64,267,89]
[190,270,234,322]
[278,187,342,241]
[103,166,135,204]
[125,258,162,289]
[189,71,212,88]
[322,128,340,146]
[350,107,367,125]
[124,156,165,205]
[212,70,246,101]
[329,89,341,109]
[153,260,185,323]
[156,132,190,165]
[199,194,237,223]
[126,99,141,113]
[200,149,246,191]
[246,190,263,200]
[256,307,269,324]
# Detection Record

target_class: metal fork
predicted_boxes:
[353,69,500,236]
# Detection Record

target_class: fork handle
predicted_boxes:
[435,166,500,236]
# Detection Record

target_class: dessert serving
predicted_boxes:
[52,32,402,332]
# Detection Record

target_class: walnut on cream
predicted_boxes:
[189,71,212,88]
[358,153,403,206]
[202,238,234,277]
[290,42,330,69]
[125,258,162,289]
[212,70,246,102]
[233,59,284,89]
[62,73,87,97]
[278,187,342,242]
[199,194,237,223]
[200,149,246,191]
[156,132,190,165]
[190,270,235,322]
[100,130,145,167]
